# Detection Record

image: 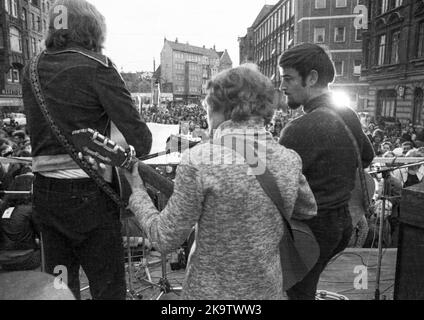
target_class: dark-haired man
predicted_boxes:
[278,43,374,300]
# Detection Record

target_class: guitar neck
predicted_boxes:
[137,161,174,199]
[138,151,169,162]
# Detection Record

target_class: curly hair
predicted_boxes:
[45,0,106,52]
[205,64,275,124]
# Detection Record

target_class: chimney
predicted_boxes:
[175,38,178,43]
[213,45,216,51]
[164,37,167,43]
[203,45,205,48]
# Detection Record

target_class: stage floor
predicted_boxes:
[80,248,398,300]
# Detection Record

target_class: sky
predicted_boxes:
[88,0,277,72]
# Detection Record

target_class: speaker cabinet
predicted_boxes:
[394,183,424,300]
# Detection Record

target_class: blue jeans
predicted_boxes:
[33,174,126,300]
[287,205,353,300]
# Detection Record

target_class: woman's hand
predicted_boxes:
[124,163,146,192]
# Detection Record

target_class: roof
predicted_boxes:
[165,40,219,58]
[251,5,274,28]
[153,65,161,79]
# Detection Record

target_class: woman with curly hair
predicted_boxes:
[124,64,317,300]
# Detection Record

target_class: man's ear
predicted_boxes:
[307,70,319,87]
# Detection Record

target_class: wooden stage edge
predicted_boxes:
[119,248,398,301]
[318,248,398,300]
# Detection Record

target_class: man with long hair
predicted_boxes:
[22,0,152,300]
[278,43,375,300]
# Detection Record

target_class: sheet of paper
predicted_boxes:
[2,207,15,219]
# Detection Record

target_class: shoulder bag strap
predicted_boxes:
[29,52,131,215]
[227,137,309,271]
[226,137,295,239]
[323,107,373,212]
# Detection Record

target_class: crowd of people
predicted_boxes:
[362,117,424,157]
[0,119,32,191]
[141,103,209,130]
[0,118,38,273]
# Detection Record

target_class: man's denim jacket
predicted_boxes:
[22,47,152,173]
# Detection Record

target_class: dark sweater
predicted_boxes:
[280,93,375,211]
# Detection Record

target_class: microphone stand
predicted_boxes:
[369,160,424,300]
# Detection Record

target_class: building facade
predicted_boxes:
[0,0,51,113]
[238,5,273,65]
[361,0,424,125]
[160,38,233,103]
[240,0,366,109]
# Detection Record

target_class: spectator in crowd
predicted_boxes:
[392,149,424,188]
[380,141,393,154]
[402,141,414,156]
[415,126,424,148]
[372,129,385,156]
[0,174,40,272]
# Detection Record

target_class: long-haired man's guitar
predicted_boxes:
[72,128,201,171]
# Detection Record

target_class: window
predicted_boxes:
[377,34,387,65]
[37,16,42,32]
[377,90,397,118]
[334,27,346,42]
[418,22,424,58]
[12,69,20,83]
[336,0,347,7]
[390,31,401,64]
[6,68,20,83]
[0,27,3,49]
[31,37,37,54]
[11,0,18,18]
[413,88,423,125]
[22,9,27,28]
[354,60,362,75]
[26,38,30,57]
[31,13,36,30]
[285,2,290,21]
[355,28,362,41]
[9,27,22,52]
[380,0,389,14]
[315,0,326,9]
[314,27,325,43]
[334,61,344,76]
[395,0,403,7]
[6,69,13,83]
[4,0,10,13]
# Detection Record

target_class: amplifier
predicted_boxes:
[394,182,424,300]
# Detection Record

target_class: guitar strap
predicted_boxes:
[225,137,313,271]
[29,52,133,218]
[321,107,373,215]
